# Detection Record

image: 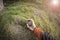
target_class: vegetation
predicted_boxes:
[0,0,60,40]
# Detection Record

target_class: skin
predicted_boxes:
[26,19,36,31]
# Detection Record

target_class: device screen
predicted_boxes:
[27,20,33,26]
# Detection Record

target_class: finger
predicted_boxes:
[27,19,34,24]
[27,19,34,22]
[30,19,35,25]
[27,24,29,28]
[27,19,36,27]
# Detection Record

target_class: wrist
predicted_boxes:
[32,26,36,31]
[33,27,43,33]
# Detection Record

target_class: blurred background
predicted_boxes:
[0,0,60,40]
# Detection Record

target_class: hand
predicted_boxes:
[26,19,36,31]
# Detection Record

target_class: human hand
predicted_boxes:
[26,19,36,31]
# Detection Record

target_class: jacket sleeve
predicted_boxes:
[33,27,43,40]
[41,32,56,40]
[33,27,55,40]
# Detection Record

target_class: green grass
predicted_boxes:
[0,1,60,40]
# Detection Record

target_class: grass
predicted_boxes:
[0,1,60,40]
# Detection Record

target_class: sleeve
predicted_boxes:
[41,32,56,40]
[33,27,55,40]
[33,27,43,40]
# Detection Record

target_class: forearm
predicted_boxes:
[33,27,55,40]
[26,19,55,40]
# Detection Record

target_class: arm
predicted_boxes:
[33,27,55,40]
[33,27,43,40]
[26,19,55,40]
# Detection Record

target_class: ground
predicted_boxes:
[0,0,60,40]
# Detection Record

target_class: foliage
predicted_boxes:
[0,0,60,40]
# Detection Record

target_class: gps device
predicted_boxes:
[27,20,33,27]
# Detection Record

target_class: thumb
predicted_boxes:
[27,24,34,31]
[27,24,30,28]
